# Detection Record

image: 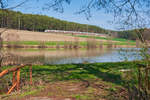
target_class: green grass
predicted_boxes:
[2,61,143,86]
[72,94,91,100]
[4,41,83,46]
[4,40,135,47]
[3,34,136,48]
[112,38,135,42]
[73,35,135,43]
[4,41,62,46]
[1,61,147,99]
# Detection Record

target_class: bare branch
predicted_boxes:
[6,0,29,10]
[43,0,71,13]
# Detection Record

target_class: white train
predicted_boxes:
[44,29,106,37]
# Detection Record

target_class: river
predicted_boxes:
[1,48,142,65]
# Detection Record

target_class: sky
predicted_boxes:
[11,0,116,30]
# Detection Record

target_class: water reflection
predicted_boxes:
[2,48,141,65]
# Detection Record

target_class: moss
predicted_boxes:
[72,94,92,100]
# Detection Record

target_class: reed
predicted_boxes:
[56,42,60,49]
[86,37,97,49]
[73,37,79,49]
[68,42,73,49]
[38,41,46,48]
[99,41,103,48]
[64,41,68,49]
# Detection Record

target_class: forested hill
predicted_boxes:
[0,9,108,33]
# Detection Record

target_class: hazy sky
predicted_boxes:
[12,0,116,30]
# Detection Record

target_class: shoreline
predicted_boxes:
[3,43,136,49]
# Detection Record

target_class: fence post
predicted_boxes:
[148,69,150,90]
[17,68,20,91]
[7,82,17,94]
[29,66,32,85]
[145,68,148,90]
[138,67,142,99]
[12,71,16,86]
[0,64,32,94]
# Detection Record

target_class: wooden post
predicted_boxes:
[7,82,17,94]
[0,70,8,78]
[0,64,26,78]
[0,64,33,94]
[138,68,141,91]
[16,69,20,91]
[29,66,32,85]
[145,68,148,90]
[12,71,16,86]
[148,69,150,90]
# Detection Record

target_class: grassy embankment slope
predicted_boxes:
[1,61,144,100]
[1,29,136,48]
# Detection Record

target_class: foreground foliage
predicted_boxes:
[1,61,148,100]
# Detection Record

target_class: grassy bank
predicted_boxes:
[1,61,145,100]
[4,40,135,47]
[2,34,136,49]
[21,61,139,84]
[71,35,135,43]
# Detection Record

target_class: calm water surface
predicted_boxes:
[3,48,141,65]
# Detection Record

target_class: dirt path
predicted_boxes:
[29,97,74,100]
[6,80,128,100]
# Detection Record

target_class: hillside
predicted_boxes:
[1,29,109,42]
[0,9,108,34]
[0,10,139,41]
[0,29,136,49]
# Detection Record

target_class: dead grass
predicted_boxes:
[4,80,128,100]
[1,29,117,43]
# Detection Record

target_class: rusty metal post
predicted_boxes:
[29,66,32,85]
[12,71,16,85]
[17,68,20,91]
[0,64,34,94]
[7,82,17,94]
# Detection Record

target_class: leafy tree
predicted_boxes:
[0,9,108,33]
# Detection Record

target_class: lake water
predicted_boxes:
[2,48,141,65]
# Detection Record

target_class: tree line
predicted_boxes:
[117,29,150,41]
[0,9,144,41]
[117,30,137,40]
[0,9,107,33]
